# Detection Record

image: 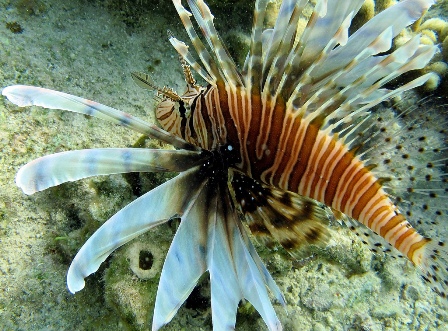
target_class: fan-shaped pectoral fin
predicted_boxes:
[153,179,284,331]
[16,148,208,194]
[219,192,284,331]
[66,166,204,294]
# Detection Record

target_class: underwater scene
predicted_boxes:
[1,0,447,330]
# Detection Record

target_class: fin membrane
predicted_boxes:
[229,170,331,259]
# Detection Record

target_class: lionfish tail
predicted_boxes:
[416,239,448,300]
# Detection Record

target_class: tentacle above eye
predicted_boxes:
[16,148,209,194]
[2,85,199,151]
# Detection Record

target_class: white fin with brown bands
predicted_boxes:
[310,0,436,80]
[187,0,243,87]
[243,0,270,93]
[172,0,224,85]
[168,35,216,85]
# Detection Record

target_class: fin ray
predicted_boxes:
[67,166,204,294]
[16,148,207,194]
[230,171,331,259]
[2,85,198,151]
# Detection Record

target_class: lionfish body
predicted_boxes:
[2,0,447,330]
[156,0,441,268]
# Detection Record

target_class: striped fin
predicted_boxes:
[1,85,198,151]
[352,45,436,100]
[310,0,436,80]
[230,171,331,258]
[186,0,243,87]
[298,0,364,69]
[172,0,224,85]
[280,0,436,121]
[326,35,424,107]
[280,1,363,99]
[302,41,436,128]
[329,72,435,132]
[286,11,362,117]
[262,0,308,89]
[293,24,394,112]
[262,0,305,73]
[243,0,270,94]
[168,35,215,85]
[15,148,208,194]
[307,61,435,139]
[261,0,308,94]
[288,21,396,119]
[154,175,283,331]
[152,174,209,330]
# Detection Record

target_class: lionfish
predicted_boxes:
[2,0,447,329]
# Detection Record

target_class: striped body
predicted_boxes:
[156,78,428,264]
[153,0,446,318]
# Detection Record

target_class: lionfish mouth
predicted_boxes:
[2,0,447,330]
